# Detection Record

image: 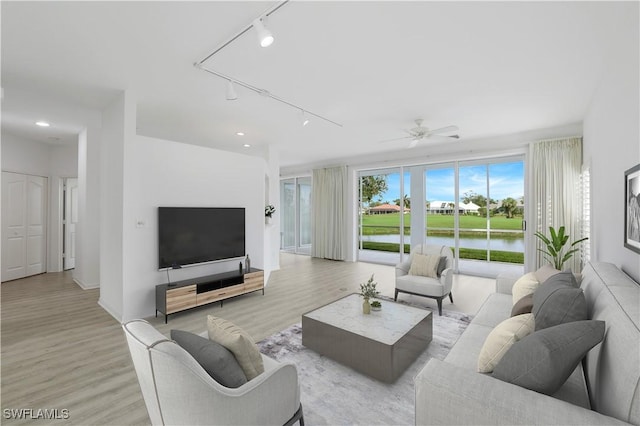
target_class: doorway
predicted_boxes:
[63,178,78,270]
[280,176,312,255]
[2,172,48,281]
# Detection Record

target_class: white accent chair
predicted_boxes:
[395,244,454,315]
[123,319,304,426]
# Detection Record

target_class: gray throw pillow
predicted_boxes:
[542,270,579,288]
[511,293,534,317]
[171,329,248,388]
[532,273,587,331]
[492,320,605,395]
[437,256,448,277]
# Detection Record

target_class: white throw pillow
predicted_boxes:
[477,313,535,373]
[207,315,264,380]
[512,272,540,305]
[408,253,440,278]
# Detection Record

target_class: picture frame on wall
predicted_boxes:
[624,163,640,254]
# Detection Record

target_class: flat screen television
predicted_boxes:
[158,207,245,269]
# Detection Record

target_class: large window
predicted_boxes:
[358,156,525,276]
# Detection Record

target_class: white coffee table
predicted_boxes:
[301,293,433,383]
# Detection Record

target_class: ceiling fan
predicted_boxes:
[381,119,460,148]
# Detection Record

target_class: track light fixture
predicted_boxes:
[226,80,238,100]
[301,110,310,127]
[252,18,274,48]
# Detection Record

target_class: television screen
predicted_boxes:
[158,207,245,269]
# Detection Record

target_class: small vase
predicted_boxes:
[363,298,371,315]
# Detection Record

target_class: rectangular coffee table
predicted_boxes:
[302,293,433,383]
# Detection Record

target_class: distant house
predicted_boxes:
[369,204,409,214]
[427,201,480,215]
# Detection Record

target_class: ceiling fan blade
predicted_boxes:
[408,139,419,149]
[378,136,411,143]
[429,125,459,135]
[428,134,460,141]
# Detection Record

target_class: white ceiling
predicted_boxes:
[1,1,634,168]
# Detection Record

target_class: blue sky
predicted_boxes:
[376,161,524,203]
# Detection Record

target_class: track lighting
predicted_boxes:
[301,111,310,127]
[252,18,274,47]
[226,80,238,100]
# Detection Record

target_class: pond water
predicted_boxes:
[361,234,524,252]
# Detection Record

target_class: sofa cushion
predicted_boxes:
[533,273,587,330]
[472,293,513,328]
[444,323,493,369]
[436,256,447,277]
[477,313,535,373]
[511,294,534,317]
[396,274,444,297]
[492,320,605,395]
[207,316,265,380]
[171,329,248,388]
[512,272,539,305]
[409,253,440,278]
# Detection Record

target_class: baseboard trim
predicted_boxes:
[98,298,123,323]
[73,278,99,290]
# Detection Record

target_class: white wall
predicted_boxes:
[583,3,640,282]
[119,135,267,321]
[1,131,78,272]
[97,93,128,319]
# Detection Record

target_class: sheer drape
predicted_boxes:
[311,166,347,260]
[531,137,583,271]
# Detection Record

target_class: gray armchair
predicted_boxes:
[123,319,304,426]
[395,244,454,315]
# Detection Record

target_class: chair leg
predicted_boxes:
[449,292,454,303]
[437,298,443,316]
[299,405,304,426]
[394,289,399,301]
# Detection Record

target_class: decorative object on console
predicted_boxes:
[245,253,250,273]
[624,163,640,254]
[534,225,588,270]
[359,274,379,314]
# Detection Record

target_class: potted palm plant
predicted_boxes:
[534,226,588,271]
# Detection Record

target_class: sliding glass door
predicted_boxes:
[358,168,410,264]
[358,155,525,276]
[280,177,312,255]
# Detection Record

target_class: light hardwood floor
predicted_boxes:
[1,253,494,425]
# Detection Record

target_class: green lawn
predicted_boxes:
[361,212,524,230]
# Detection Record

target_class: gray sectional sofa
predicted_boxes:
[415,261,640,425]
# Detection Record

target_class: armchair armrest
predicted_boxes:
[415,359,627,425]
[495,273,521,295]
[395,259,411,277]
[440,267,454,294]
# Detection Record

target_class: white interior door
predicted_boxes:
[2,172,47,282]
[63,178,78,270]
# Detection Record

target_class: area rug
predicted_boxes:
[257,307,472,426]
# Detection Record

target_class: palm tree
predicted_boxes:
[501,197,518,218]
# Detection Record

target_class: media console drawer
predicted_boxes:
[166,285,197,314]
[156,268,264,323]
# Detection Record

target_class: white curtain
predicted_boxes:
[311,166,347,260]
[531,137,583,271]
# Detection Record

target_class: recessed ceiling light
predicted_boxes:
[243,144,251,148]
[236,132,245,136]
[35,121,50,127]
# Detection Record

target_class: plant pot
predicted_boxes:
[371,305,381,311]
[362,298,371,315]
